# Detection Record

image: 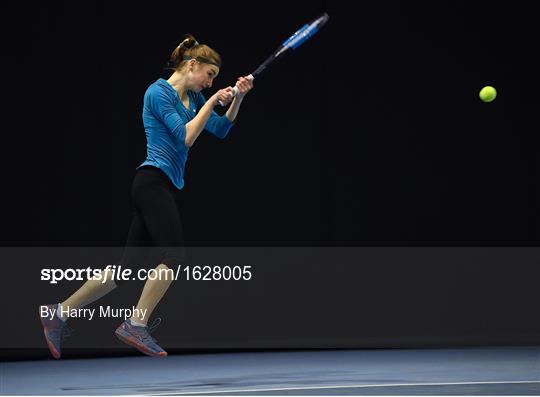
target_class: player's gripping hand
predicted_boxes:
[212,87,235,106]
[235,76,254,98]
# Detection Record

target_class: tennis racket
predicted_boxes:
[219,13,330,105]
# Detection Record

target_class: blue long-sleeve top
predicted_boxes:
[139,78,233,189]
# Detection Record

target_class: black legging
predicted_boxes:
[117,166,185,284]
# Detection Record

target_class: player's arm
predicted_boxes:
[225,76,254,123]
[186,88,234,147]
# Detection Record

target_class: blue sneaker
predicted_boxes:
[39,304,68,359]
[114,318,167,357]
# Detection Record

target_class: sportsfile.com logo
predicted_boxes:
[40,265,253,284]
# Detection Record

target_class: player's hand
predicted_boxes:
[235,76,254,98]
[212,87,234,106]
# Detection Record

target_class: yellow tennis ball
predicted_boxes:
[479,86,497,102]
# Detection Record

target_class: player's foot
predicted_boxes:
[114,318,167,357]
[39,304,68,359]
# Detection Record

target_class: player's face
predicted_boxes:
[190,63,220,92]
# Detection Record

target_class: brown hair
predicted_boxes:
[167,34,222,71]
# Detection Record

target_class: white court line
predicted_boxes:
[150,380,540,395]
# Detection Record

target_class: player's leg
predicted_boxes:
[115,167,183,357]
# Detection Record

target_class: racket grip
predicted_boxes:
[218,74,254,106]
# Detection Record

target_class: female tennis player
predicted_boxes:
[39,34,253,358]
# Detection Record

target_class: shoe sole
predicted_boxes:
[114,330,167,358]
[40,316,61,359]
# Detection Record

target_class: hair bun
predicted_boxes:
[179,35,198,49]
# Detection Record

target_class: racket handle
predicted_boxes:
[218,74,254,106]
